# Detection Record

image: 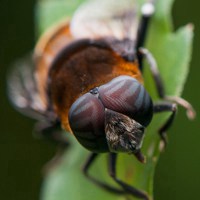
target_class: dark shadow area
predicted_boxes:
[0,1,55,200]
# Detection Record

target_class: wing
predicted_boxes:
[8,19,74,121]
[70,0,139,41]
[7,54,47,120]
[7,55,69,145]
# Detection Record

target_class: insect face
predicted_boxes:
[69,75,153,153]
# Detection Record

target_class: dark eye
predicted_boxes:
[98,75,153,126]
[68,93,108,152]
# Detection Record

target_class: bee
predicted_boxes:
[8,0,195,199]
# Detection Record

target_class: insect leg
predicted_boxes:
[153,102,177,147]
[108,153,149,200]
[136,1,155,70]
[34,120,69,172]
[82,153,125,195]
[136,1,155,50]
[34,120,68,146]
[139,47,196,119]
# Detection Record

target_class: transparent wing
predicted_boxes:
[71,0,139,41]
[7,54,47,120]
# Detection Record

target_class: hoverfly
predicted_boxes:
[8,0,195,199]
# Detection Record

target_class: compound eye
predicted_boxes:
[69,93,105,138]
[98,75,153,126]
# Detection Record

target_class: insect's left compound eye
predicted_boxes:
[68,93,108,152]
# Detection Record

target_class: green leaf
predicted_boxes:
[35,0,83,36]
[36,0,193,200]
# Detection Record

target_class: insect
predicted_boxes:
[8,0,195,199]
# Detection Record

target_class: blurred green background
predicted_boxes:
[0,0,199,200]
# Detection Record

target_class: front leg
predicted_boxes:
[139,47,196,119]
[139,48,195,150]
[108,153,149,200]
[153,102,177,148]
[82,153,126,195]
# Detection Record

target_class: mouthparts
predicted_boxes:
[105,109,145,153]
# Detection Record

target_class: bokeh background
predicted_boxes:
[0,0,199,200]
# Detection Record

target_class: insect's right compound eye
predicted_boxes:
[68,93,107,152]
[98,75,153,127]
